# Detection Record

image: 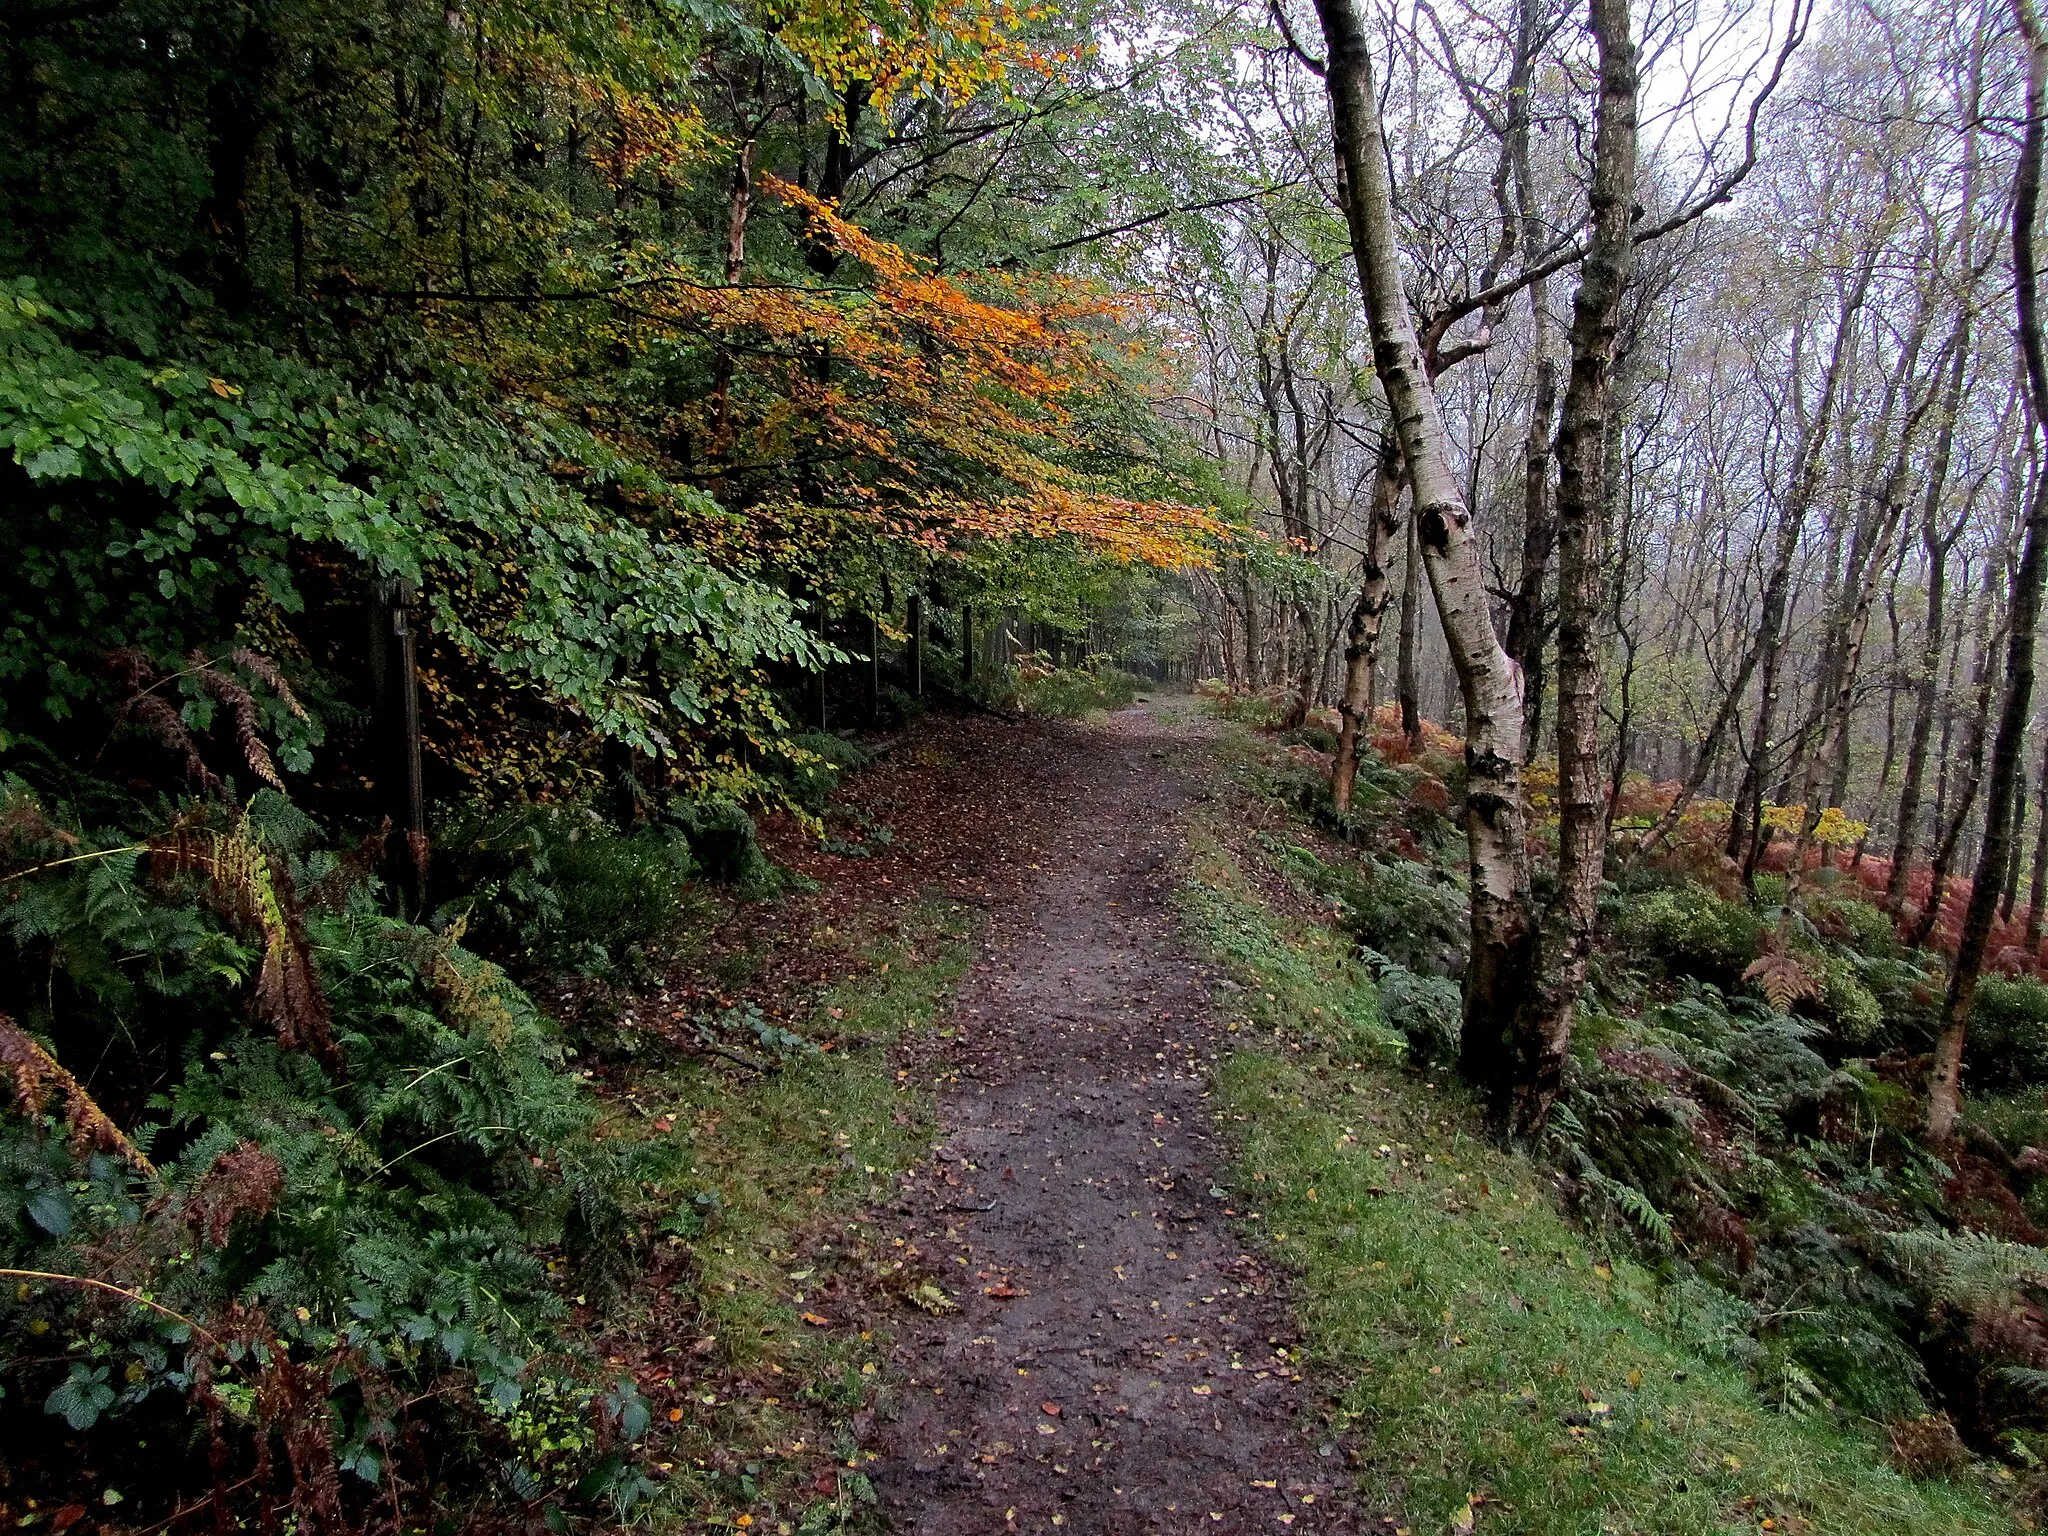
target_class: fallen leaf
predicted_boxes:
[1041,1401,1061,1416]
[802,1312,832,1327]
[985,1282,1026,1298]
[667,1407,684,1422]
[1451,1495,1476,1533]
[1192,1384,1213,1395]
[51,1507,86,1533]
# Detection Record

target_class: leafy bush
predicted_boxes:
[1818,954,1886,1050]
[0,778,640,1512]
[1849,952,1944,1052]
[1017,663,1144,718]
[779,732,878,814]
[435,804,695,973]
[1617,882,1765,987]
[1810,891,1901,957]
[1372,961,1462,1068]
[1279,721,1341,755]
[1965,977,2048,1091]
[1339,856,1469,977]
[1194,680,1291,729]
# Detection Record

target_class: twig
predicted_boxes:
[0,1267,215,1341]
[699,1042,771,1073]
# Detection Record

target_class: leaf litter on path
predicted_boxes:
[866,704,1362,1533]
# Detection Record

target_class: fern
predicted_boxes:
[1773,1359,1828,1418]
[1743,950,1822,1013]
[1887,1228,2048,1312]
[1579,1166,1677,1249]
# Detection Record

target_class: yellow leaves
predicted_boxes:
[1759,801,1806,836]
[1811,805,1869,847]
[1756,801,1867,845]
[769,0,1077,117]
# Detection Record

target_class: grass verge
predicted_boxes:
[1176,775,2014,1536]
[591,896,974,1532]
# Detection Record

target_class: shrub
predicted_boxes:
[1810,890,1900,957]
[1616,883,1765,987]
[779,731,876,814]
[1017,663,1144,718]
[1261,836,1467,978]
[0,781,633,1509]
[1966,976,2048,1091]
[668,798,779,893]
[1852,953,1944,1052]
[1816,955,1885,1051]
[435,804,695,972]
[1373,962,1462,1067]
[1194,680,1290,729]
[1279,721,1341,755]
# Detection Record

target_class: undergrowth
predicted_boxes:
[1177,727,2017,1535]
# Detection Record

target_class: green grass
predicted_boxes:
[1177,785,2016,1536]
[600,896,975,1530]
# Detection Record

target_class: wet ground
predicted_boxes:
[871,705,1359,1534]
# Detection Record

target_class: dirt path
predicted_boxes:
[872,704,1358,1534]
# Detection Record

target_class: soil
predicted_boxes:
[866,704,1361,1534]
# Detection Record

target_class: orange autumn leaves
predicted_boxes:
[616,178,1221,568]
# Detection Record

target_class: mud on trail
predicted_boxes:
[869,704,1359,1534]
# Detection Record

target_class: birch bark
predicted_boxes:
[1311,0,1535,1096]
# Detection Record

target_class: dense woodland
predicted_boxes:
[15,0,2048,1525]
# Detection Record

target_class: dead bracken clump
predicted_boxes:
[1885,1412,1969,1478]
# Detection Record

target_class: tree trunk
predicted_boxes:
[1397,502,1424,750]
[1787,301,1949,896]
[1885,442,1969,913]
[1502,0,1638,1137]
[1501,0,1557,765]
[2005,767,2029,921]
[1928,0,2048,1143]
[1909,590,1999,949]
[1333,436,1406,811]
[2027,735,2048,952]
[1314,0,1535,1111]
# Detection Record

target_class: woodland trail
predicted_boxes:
[872,703,1360,1534]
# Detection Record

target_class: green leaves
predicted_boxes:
[44,1363,116,1430]
[0,277,821,758]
